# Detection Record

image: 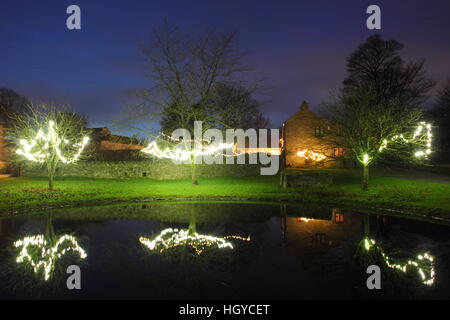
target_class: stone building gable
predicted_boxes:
[0,123,12,173]
[283,101,341,168]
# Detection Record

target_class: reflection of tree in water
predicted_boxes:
[140,214,250,255]
[137,208,255,298]
[0,213,86,298]
[354,214,435,296]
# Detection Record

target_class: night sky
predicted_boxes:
[1,0,449,131]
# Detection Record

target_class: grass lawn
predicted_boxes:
[0,168,449,218]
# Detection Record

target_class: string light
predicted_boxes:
[378,122,433,158]
[139,228,251,256]
[16,121,90,164]
[363,237,435,286]
[141,141,235,161]
[296,150,327,161]
[142,130,281,160]
[13,234,87,281]
[362,154,370,165]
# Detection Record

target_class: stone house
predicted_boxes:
[0,122,12,173]
[282,101,344,168]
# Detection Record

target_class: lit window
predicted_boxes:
[315,127,324,137]
[334,210,345,223]
[334,148,344,157]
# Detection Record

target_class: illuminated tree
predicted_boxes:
[120,22,263,184]
[325,85,430,190]
[10,103,90,190]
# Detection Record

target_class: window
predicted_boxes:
[315,127,324,137]
[315,233,326,244]
[334,148,344,157]
[334,209,345,223]
[142,172,147,177]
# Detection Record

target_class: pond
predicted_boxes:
[0,202,449,299]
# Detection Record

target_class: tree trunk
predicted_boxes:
[363,213,370,236]
[48,163,54,190]
[362,165,369,191]
[47,157,57,190]
[191,157,198,185]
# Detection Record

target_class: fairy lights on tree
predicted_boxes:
[11,103,90,190]
[141,140,234,163]
[16,121,89,164]
[325,85,431,190]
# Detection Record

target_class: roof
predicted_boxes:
[88,127,141,145]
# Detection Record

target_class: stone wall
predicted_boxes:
[23,159,262,180]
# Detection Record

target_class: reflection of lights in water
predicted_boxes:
[139,228,251,255]
[363,237,435,286]
[13,235,87,281]
[297,217,314,223]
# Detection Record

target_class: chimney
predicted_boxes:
[300,101,309,111]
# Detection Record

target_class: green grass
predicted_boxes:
[0,168,449,217]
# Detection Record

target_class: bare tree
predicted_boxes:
[430,79,450,158]
[122,22,261,184]
[343,35,435,108]
[0,87,30,126]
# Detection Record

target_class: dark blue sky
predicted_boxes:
[1,0,449,131]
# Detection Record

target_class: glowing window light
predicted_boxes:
[13,234,87,281]
[296,149,327,162]
[16,121,90,164]
[139,228,250,256]
[378,122,433,158]
[363,237,435,286]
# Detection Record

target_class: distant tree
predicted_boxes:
[343,35,435,108]
[0,87,30,126]
[429,79,450,157]
[126,22,263,184]
[207,83,270,130]
[10,103,90,190]
[325,85,427,190]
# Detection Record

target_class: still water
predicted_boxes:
[0,202,449,299]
